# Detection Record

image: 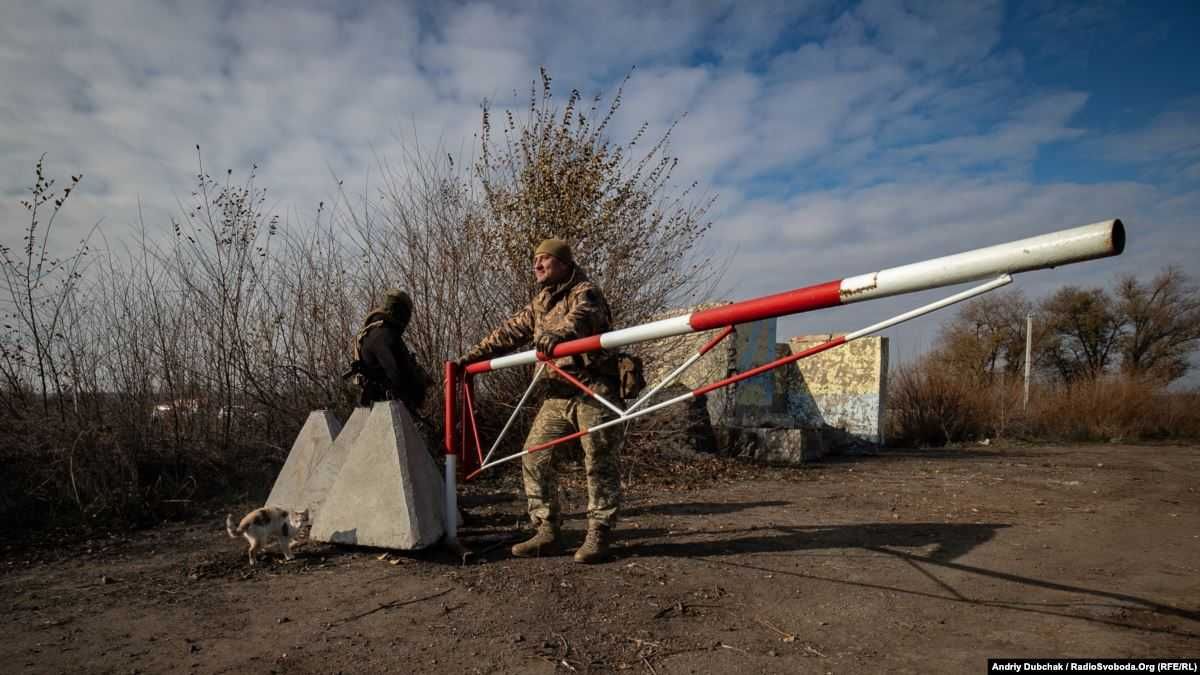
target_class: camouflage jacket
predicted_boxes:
[462,266,619,389]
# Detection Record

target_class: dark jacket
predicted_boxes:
[355,312,431,410]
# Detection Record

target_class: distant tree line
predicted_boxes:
[887,268,1200,447]
[929,268,1200,385]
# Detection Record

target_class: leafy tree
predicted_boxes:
[1116,266,1200,383]
[1040,286,1123,381]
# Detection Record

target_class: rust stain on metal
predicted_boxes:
[839,273,878,299]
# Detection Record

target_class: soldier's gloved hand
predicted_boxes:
[535,332,566,357]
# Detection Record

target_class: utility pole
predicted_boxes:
[1024,312,1033,412]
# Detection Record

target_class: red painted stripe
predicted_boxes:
[464,360,492,375]
[689,280,844,331]
[539,355,596,397]
[457,382,468,465]
[694,335,847,397]
[527,428,589,454]
[697,325,735,356]
[443,362,456,457]
[554,334,603,357]
[462,377,484,467]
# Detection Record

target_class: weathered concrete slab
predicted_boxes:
[310,401,444,550]
[303,406,371,521]
[266,410,342,512]
[731,317,778,412]
[633,304,890,460]
[786,335,889,444]
[638,304,786,429]
[727,426,828,464]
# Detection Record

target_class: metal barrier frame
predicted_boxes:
[441,219,1125,546]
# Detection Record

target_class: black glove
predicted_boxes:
[535,332,566,357]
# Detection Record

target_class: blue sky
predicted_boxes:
[2,0,1198,378]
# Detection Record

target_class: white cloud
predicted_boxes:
[1094,98,1200,166]
[1,0,1196,373]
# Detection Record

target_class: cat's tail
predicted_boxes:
[225,514,242,538]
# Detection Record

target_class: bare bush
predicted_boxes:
[886,357,993,446]
[0,155,354,528]
[888,357,1200,447]
[893,266,1200,447]
[2,67,722,530]
[0,155,92,420]
[475,67,717,331]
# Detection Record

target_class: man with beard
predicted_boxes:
[457,239,623,564]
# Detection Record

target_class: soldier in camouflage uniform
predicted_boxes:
[457,239,623,564]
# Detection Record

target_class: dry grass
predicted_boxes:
[887,358,1200,446]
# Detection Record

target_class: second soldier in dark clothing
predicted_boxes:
[351,289,431,412]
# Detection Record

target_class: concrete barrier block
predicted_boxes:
[303,406,371,521]
[310,401,444,550]
[786,335,889,444]
[725,426,828,464]
[266,409,342,512]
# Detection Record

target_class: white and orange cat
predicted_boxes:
[225,506,309,566]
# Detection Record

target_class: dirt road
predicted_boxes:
[3,443,1198,674]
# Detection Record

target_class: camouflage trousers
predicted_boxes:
[522,389,624,528]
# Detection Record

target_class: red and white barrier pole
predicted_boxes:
[443,361,459,545]
[462,273,1017,479]
[626,325,735,414]
[464,219,1124,376]
[453,218,1125,494]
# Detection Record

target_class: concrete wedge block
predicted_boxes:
[267,409,342,512]
[310,401,444,550]
[303,406,372,521]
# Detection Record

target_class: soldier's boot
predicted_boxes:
[511,523,562,558]
[573,523,613,564]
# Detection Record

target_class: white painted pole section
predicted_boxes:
[590,390,626,417]
[487,350,540,371]
[843,275,1013,340]
[482,363,546,465]
[444,454,457,543]
[599,314,696,349]
[587,389,695,433]
[1024,312,1033,412]
[482,314,695,372]
[626,350,705,414]
[840,220,1122,303]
